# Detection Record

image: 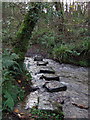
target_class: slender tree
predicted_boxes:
[87,2,90,34]
[55,2,65,32]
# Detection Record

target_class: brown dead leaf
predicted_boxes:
[18,96,20,100]
[72,102,89,109]
[18,80,21,83]
[20,113,25,115]
[14,108,19,113]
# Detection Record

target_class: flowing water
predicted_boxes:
[13,56,89,119]
[24,57,89,118]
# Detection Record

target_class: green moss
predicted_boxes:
[13,7,40,64]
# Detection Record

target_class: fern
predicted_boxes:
[2,50,25,111]
[3,49,19,69]
[3,91,14,111]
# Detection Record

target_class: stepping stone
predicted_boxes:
[37,61,48,66]
[25,91,38,109]
[44,81,67,92]
[39,67,55,74]
[40,74,59,81]
[34,55,43,61]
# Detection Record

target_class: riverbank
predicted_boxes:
[26,44,89,67]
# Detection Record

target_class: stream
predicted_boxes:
[14,56,89,119]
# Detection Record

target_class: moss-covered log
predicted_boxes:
[13,4,41,64]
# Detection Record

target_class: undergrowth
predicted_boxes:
[29,108,64,120]
[2,49,31,112]
[52,39,90,66]
[29,3,90,67]
[30,20,90,67]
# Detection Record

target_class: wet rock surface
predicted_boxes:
[14,57,89,119]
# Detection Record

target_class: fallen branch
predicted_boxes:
[72,102,89,109]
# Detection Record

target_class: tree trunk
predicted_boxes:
[87,2,90,34]
[55,2,64,32]
[13,5,41,65]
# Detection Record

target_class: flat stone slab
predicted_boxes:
[45,81,67,92]
[34,55,43,61]
[39,67,55,74]
[37,61,48,66]
[40,74,59,81]
[25,91,38,109]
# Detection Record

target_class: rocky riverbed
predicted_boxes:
[14,56,89,119]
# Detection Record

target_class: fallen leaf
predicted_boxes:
[72,102,89,109]
[14,108,19,113]
[22,87,25,89]
[20,113,25,115]
[18,96,20,100]
[18,80,21,83]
